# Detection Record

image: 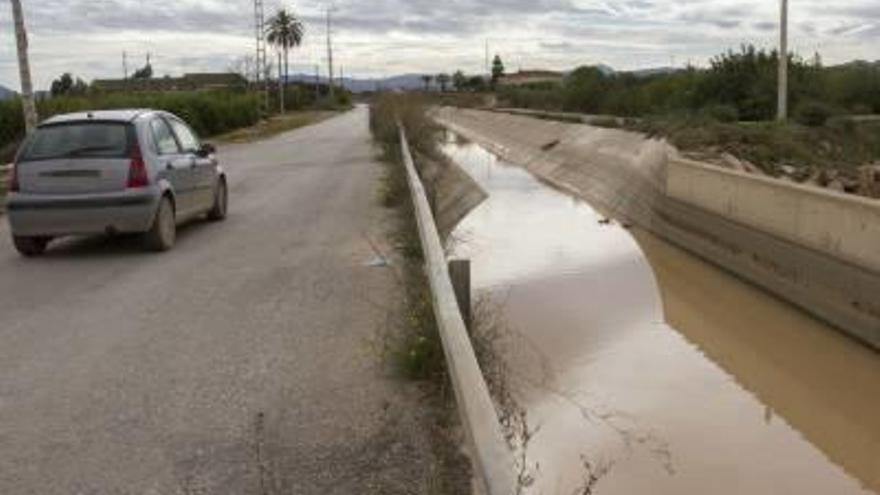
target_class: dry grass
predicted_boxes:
[215,111,339,144]
[371,96,444,381]
[631,115,880,175]
[369,95,475,494]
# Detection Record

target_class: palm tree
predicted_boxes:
[421,74,433,91]
[436,73,451,92]
[266,8,304,109]
[452,70,467,92]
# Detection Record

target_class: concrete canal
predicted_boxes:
[440,132,880,495]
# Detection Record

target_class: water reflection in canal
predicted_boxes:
[440,132,880,495]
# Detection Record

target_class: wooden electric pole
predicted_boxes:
[10,0,38,133]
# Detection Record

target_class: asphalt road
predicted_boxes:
[0,106,436,494]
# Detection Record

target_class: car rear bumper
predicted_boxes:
[5,188,160,236]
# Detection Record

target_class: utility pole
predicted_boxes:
[254,0,269,119]
[326,6,335,101]
[123,51,129,80]
[315,64,320,100]
[277,50,285,113]
[777,0,789,121]
[485,39,489,78]
[10,0,38,134]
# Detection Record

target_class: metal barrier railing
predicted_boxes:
[398,124,516,495]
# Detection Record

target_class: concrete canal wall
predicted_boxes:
[433,107,880,350]
[667,158,880,273]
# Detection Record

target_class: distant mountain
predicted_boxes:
[285,73,426,93]
[595,64,616,76]
[630,66,681,78]
[832,59,880,69]
[285,64,689,93]
[0,84,17,100]
[588,64,684,78]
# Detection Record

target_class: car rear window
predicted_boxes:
[18,122,132,162]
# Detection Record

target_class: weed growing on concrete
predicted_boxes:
[573,456,616,495]
[469,295,542,493]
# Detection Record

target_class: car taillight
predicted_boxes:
[8,163,19,192]
[127,144,149,188]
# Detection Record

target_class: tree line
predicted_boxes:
[420,54,506,92]
[498,45,880,125]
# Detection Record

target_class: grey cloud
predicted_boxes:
[540,41,576,51]
[799,22,818,36]
[677,5,752,30]
[1,0,878,88]
[24,0,249,35]
[828,23,868,36]
[818,5,880,20]
[624,0,656,10]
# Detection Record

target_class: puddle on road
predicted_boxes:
[441,133,880,495]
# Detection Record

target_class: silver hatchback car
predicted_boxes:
[5,109,228,256]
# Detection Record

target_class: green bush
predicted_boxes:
[795,101,835,127]
[489,45,880,124]
[0,99,25,157]
[0,90,261,155]
[702,104,740,123]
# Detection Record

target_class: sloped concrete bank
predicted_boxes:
[433,107,880,350]
[412,150,487,241]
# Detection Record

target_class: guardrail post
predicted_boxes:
[448,259,472,331]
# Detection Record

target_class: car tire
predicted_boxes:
[13,236,50,257]
[143,197,176,252]
[207,179,228,221]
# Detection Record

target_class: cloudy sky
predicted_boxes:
[1,0,877,89]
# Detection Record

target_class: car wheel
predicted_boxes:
[13,236,50,257]
[144,196,176,252]
[207,179,228,221]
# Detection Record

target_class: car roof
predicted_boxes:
[40,109,158,126]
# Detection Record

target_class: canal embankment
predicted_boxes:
[439,132,880,494]
[433,107,880,350]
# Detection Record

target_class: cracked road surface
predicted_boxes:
[0,106,434,494]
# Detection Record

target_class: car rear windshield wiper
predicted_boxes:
[64,145,122,157]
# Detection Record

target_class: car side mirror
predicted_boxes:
[197,143,216,158]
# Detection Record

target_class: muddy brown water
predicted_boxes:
[441,133,880,495]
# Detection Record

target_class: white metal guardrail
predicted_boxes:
[398,125,516,495]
